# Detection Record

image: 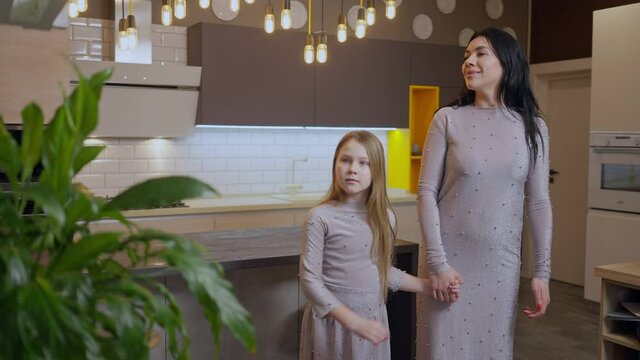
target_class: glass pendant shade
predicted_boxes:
[118,18,129,51]
[355,7,366,39]
[264,2,275,33]
[366,0,375,26]
[161,1,172,25]
[126,15,138,49]
[304,34,314,64]
[77,0,88,12]
[245,0,255,3]
[174,0,187,19]
[199,0,211,8]
[385,0,396,19]
[230,0,240,12]
[68,0,79,18]
[337,14,347,43]
[281,0,292,30]
[316,32,328,63]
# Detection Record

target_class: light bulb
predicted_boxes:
[366,0,375,25]
[174,0,187,19]
[161,4,173,25]
[385,0,396,19]
[77,0,88,12]
[281,9,292,29]
[245,0,255,3]
[337,23,347,43]
[199,0,211,8]
[126,15,138,49]
[355,8,367,39]
[316,33,328,64]
[304,34,314,64]
[118,18,128,51]
[264,14,275,33]
[68,0,79,18]
[230,0,240,12]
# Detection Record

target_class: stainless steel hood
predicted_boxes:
[72,60,202,138]
[0,0,67,30]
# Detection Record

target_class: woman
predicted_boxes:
[417,27,552,359]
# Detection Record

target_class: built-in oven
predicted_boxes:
[588,131,640,214]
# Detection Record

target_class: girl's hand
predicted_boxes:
[448,280,461,301]
[420,278,461,301]
[523,277,550,318]
[349,317,389,344]
[429,268,464,302]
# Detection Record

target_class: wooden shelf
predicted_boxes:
[410,155,422,160]
[603,333,640,351]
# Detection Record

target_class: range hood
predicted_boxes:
[72,60,201,138]
[0,0,67,30]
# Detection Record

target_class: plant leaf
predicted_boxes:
[19,103,44,183]
[105,176,217,211]
[74,145,104,174]
[49,232,122,273]
[0,120,20,186]
[19,183,65,227]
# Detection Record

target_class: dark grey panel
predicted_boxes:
[410,43,464,88]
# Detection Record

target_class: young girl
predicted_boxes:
[299,130,459,360]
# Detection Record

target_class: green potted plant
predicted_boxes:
[0,68,256,359]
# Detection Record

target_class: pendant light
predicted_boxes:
[77,0,88,13]
[316,0,327,63]
[199,0,211,8]
[264,1,275,33]
[365,0,375,25]
[337,0,347,43]
[385,0,396,19]
[126,0,138,49]
[245,0,255,4]
[68,0,79,18]
[281,0,292,30]
[175,0,187,19]
[303,0,314,64]
[161,0,173,26]
[117,1,128,51]
[355,2,366,39]
[230,0,240,12]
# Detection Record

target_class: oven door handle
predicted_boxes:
[592,147,640,154]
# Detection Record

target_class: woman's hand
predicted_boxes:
[429,267,464,302]
[349,317,389,344]
[523,277,550,318]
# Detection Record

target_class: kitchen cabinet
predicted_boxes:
[594,262,640,360]
[188,23,315,126]
[314,36,411,128]
[410,42,463,107]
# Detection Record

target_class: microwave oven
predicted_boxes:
[588,132,640,214]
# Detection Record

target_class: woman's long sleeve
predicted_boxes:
[416,112,450,274]
[525,119,553,280]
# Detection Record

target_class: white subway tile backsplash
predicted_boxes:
[202,158,227,171]
[236,145,264,158]
[152,46,175,62]
[174,26,187,34]
[274,133,297,145]
[214,172,240,185]
[239,172,263,184]
[175,159,202,172]
[214,146,240,158]
[134,173,165,183]
[191,173,215,186]
[201,132,227,144]
[89,41,103,56]
[263,171,287,184]
[174,48,187,63]
[106,174,134,188]
[163,33,187,48]
[252,184,275,194]
[227,132,252,144]
[148,159,176,172]
[73,25,103,41]
[120,160,148,173]
[104,145,134,159]
[189,145,215,158]
[76,174,105,189]
[251,133,275,145]
[90,160,119,173]
[70,40,88,55]
[226,184,252,194]
[251,159,274,171]
[176,132,202,145]
[226,159,252,171]
[152,32,163,46]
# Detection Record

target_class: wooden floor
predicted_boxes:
[514,278,600,360]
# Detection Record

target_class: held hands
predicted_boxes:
[429,267,464,302]
[348,316,389,344]
[523,277,551,318]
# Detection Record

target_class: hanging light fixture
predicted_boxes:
[68,0,79,18]
[230,0,240,12]
[365,0,375,25]
[126,0,138,49]
[199,0,211,8]
[337,0,347,43]
[303,0,314,64]
[245,0,255,4]
[161,0,173,25]
[355,2,367,39]
[175,0,187,19]
[281,0,292,30]
[385,0,396,19]
[117,0,128,50]
[316,0,327,63]
[77,0,88,13]
[264,1,275,33]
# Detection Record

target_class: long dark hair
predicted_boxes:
[448,27,544,164]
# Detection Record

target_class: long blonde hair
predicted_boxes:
[323,131,396,300]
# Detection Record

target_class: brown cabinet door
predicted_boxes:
[410,43,464,88]
[189,23,315,126]
[315,36,410,128]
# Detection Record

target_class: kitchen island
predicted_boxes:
[139,226,418,360]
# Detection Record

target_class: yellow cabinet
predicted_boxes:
[388,86,440,194]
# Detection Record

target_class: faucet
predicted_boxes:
[287,158,308,194]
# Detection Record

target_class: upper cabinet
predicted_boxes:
[410,43,464,107]
[315,37,411,128]
[188,23,315,126]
